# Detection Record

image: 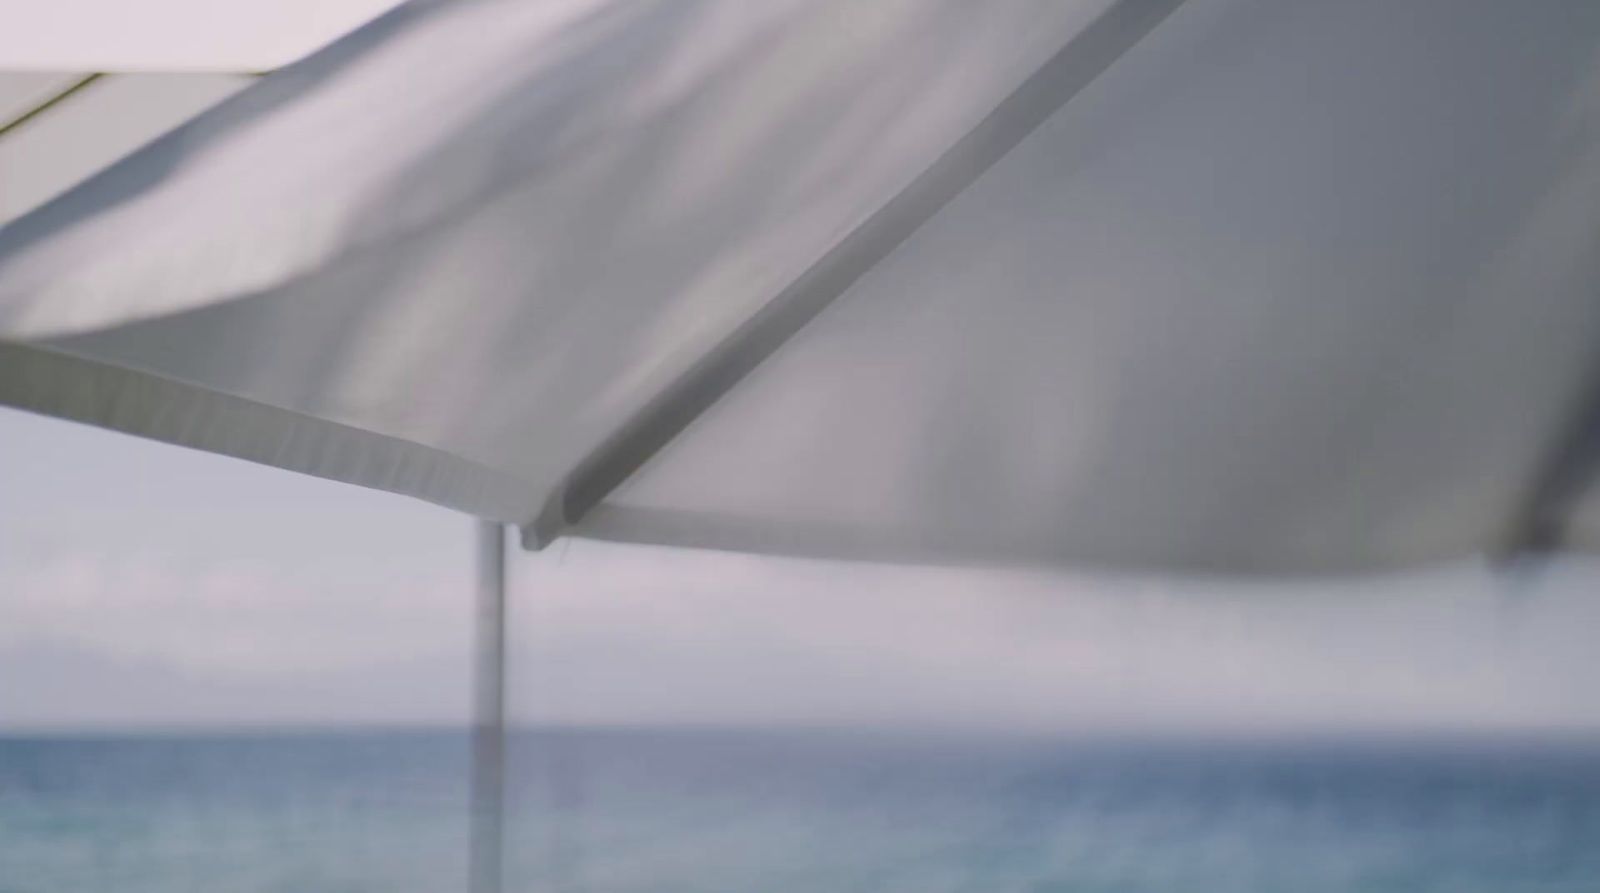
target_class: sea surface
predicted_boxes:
[3,727,1600,892]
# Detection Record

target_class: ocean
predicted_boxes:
[3,727,1599,892]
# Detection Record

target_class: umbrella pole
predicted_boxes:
[470,520,507,893]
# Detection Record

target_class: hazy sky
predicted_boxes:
[7,403,1600,734]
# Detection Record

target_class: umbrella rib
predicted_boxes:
[1500,343,1600,559]
[533,0,1190,548]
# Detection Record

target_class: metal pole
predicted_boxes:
[470,520,506,893]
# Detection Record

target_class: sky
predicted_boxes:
[7,402,1600,735]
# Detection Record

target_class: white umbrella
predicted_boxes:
[0,73,250,220]
[0,0,404,71]
[3,0,1599,576]
[5,0,1600,887]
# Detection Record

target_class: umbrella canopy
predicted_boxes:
[2,0,1600,575]
[0,73,250,220]
[0,0,404,72]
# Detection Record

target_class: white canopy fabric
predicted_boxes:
[0,73,250,220]
[0,0,405,72]
[3,0,1600,575]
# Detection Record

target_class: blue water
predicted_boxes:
[4,728,1600,892]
